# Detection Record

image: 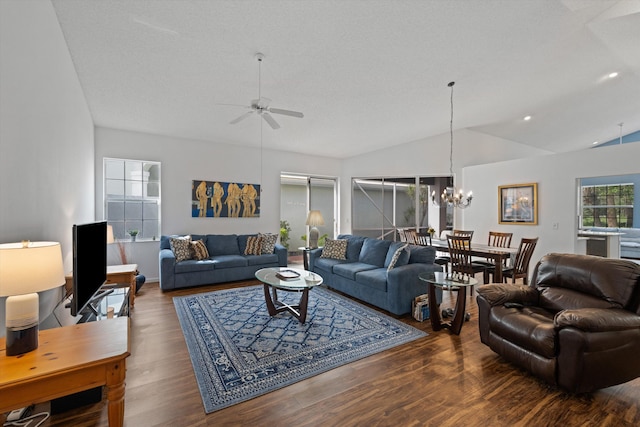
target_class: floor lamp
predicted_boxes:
[306,210,325,249]
[0,241,65,356]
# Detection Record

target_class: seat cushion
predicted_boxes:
[333,262,377,281]
[245,253,279,266]
[315,257,347,271]
[355,268,388,292]
[175,259,216,273]
[209,254,248,268]
[489,305,557,358]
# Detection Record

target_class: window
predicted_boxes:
[581,183,634,228]
[104,158,161,240]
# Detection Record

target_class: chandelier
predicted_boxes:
[431,81,473,209]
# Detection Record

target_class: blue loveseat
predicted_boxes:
[159,234,287,291]
[308,234,442,316]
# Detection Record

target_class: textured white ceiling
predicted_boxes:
[51,0,640,158]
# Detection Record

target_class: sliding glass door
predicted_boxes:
[280,174,337,252]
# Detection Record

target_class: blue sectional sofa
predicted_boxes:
[159,234,287,291]
[308,234,442,316]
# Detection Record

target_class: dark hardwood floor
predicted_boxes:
[26,275,640,426]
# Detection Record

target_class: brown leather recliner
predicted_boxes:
[476,253,640,393]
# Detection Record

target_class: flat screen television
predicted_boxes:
[70,221,107,316]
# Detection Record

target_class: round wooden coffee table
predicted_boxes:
[418,271,478,335]
[255,267,323,324]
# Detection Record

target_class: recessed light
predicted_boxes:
[592,141,599,145]
[608,72,618,78]
[523,115,532,121]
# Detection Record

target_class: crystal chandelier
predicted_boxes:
[431,81,473,209]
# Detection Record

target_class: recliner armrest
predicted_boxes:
[554,308,640,332]
[476,283,538,306]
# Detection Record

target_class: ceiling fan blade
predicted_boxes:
[229,111,254,124]
[262,112,280,129]
[268,108,304,118]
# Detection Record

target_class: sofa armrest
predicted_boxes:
[476,283,539,307]
[555,308,640,332]
[274,243,288,266]
[159,248,176,291]
[308,248,323,271]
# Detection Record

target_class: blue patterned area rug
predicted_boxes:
[173,285,426,413]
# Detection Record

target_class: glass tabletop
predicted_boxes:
[255,267,323,290]
[418,271,478,288]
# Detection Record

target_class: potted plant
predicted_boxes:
[128,229,139,242]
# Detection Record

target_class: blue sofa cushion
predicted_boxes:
[246,254,279,266]
[333,262,377,281]
[207,234,240,256]
[408,244,436,264]
[384,242,410,269]
[175,259,216,274]
[355,268,388,293]
[209,255,247,268]
[338,234,366,262]
[315,257,347,271]
[359,238,392,267]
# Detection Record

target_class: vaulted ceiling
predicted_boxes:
[51,0,640,159]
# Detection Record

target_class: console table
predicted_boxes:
[105,264,138,309]
[0,318,130,427]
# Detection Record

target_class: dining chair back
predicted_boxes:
[488,231,512,248]
[502,237,539,284]
[404,229,417,244]
[447,235,486,285]
[397,228,408,243]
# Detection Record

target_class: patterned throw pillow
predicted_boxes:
[259,233,278,254]
[170,235,192,262]
[191,239,209,260]
[244,236,263,255]
[320,238,348,260]
[387,244,409,271]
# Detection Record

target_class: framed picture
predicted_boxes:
[498,183,538,225]
[192,180,260,218]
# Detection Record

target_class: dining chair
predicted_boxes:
[498,237,539,284]
[404,229,417,244]
[446,234,486,286]
[397,228,408,243]
[435,230,475,273]
[476,231,513,282]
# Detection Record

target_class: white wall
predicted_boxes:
[340,128,551,233]
[94,127,342,280]
[0,0,94,333]
[464,142,640,273]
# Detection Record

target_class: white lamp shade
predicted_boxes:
[0,241,66,297]
[305,210,325,227]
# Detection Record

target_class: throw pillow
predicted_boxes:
[191,239,209,260]
[387,244,409,271]
[320,238,348,260]
[170,235,192,262]
[259,233,278,254]
[244,236,263,255]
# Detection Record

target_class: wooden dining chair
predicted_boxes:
[397,228,408,243]
[500,237,539,284]
[477,231,513,282]
[447,235,486,288]
[404,229,417,244]
[435,230,475,273]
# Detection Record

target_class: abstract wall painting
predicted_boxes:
[192,180,260,218]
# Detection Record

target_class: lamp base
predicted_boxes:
[5,293,40,356]
[309,227,319,249]
[6,324,39,356]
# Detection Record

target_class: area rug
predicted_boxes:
[173,285,426,413]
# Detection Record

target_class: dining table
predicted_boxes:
[425,238,519,283]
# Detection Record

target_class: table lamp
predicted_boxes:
[0,241,65,356]
[305,210,325,249]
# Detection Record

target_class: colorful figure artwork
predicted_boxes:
[191,180,260,218]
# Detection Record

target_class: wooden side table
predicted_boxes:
[0,318,130,427]
[105,264,138,309]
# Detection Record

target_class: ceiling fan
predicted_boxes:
[228,53,304,130]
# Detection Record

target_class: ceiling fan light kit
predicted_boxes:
[227,53,304,130]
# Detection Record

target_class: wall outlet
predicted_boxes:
[553,223,559,230]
